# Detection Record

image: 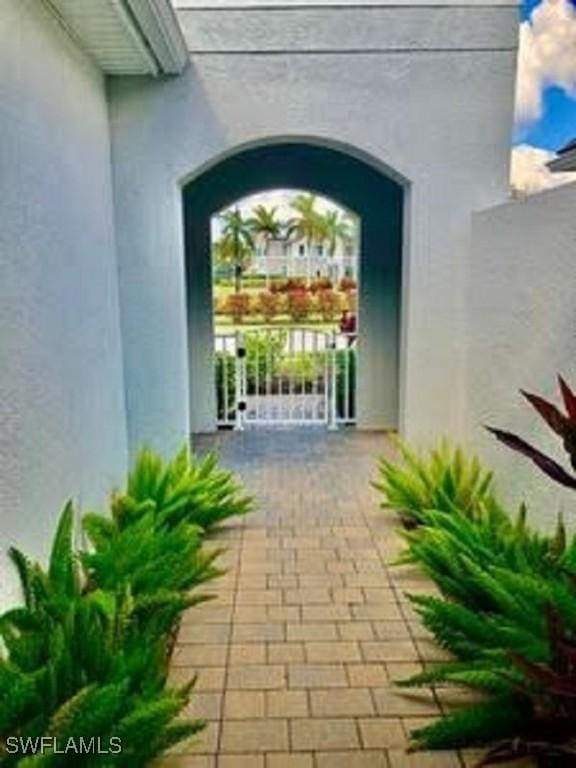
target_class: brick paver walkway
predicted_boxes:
[158,430,506,768]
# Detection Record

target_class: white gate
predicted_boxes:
[215,328,356,429]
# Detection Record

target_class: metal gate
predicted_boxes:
[215,328,356,429]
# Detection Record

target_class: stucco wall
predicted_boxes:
[466,182,576,530]
[109,1,518,451]
[0,0,128,604]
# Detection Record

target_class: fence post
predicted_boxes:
[328,331,338,431]
[235,331,246,431]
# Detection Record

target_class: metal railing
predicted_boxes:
[214,328,356,429]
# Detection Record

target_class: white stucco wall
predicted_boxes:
[0,0,128,605]
[110,1,518,450]
[466,182,576,530]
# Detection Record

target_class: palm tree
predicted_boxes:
[287,194,325,280]
[248,205,284,287]
[321,210,353,257]
[248,205,284,244]
[216,208,255,293]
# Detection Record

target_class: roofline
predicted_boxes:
[549,150,576,173]
[43,0,188,76]
[125,0,189,74]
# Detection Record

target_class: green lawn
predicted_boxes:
[215,317,338,335]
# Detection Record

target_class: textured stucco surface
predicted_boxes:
[467,182,576,529]
[0,0,128,605]
[109,2,517,450]
[183,143,403,432]
[178,5,518,53]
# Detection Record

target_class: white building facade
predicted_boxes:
[250,237,357,282]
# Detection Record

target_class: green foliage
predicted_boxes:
[374,438,495,527]
[120,445,252,532]
[412,695,531,750]
[81,511,221,600]
[335,348,356,420]
[245,332,286,391]
[0,446,252,766]
[375,438,576,765]
[215,350,237,422]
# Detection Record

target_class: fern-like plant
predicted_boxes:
[377,436,576,765]
[0,441,251,766]
[374,438,495,527]
[118,446,253,533]
[0,506,204,766]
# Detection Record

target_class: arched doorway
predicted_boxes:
[183,141,404,433]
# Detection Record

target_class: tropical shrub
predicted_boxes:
[269,280,283,294]
[286,290,312,322]
[0,506,203,766]
[256,290,283,322]
[280,278,307,293]
[316,289,341,321]
[375,436,576,766]
[374,438,495,527]
[279,352,326,392]
[343,289,358,312]
[309,277,333,293]
[0,448,251,765]
[397,503,565,607]
[81,508,222,600]
[402,561,576,764]
[245,331,286,392]
[335,348,356,420]
[215,350,236,422]
[339,276,357,292]
[223,292,252,323]
[116,446,252,533]
[488,375,576,491]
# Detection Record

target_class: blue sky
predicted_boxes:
[516,0,576,151]
[520,0,543,19]
[515,86,576,150]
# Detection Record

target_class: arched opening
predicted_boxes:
[211,189,360,428]
[183,141,404,433]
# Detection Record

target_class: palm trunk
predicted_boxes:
[234,229,241,294]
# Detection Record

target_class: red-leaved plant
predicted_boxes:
[487,376,576,491]
[481,607,576,767]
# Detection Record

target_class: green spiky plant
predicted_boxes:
[397,504,567,609]
[81,507,222,602]
[0,505,204,766]
[402,598,576,766]
[117,446,253,533]
[375,436,576,766]
[373,438,495,528]
[0,444,251,766]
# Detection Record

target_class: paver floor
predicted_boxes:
[157,430,526,768]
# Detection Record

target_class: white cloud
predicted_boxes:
[516,0,576,124]
[510,144,575,194]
